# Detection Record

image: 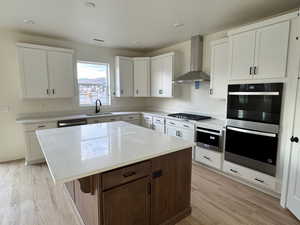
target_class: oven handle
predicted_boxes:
[196,128,221,136]
[228,92,279,96]
[227,127,277,138]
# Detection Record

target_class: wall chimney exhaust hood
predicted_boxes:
[173,35,210,83]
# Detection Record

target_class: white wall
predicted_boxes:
[0,29,145,162]
[145,31,228,119]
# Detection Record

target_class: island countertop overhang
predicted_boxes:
[36,121,195,184]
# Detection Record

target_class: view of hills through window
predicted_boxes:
[77,62,110,106]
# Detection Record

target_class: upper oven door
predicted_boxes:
[227,83,283,124]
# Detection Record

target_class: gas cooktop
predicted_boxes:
[167,113,211,121]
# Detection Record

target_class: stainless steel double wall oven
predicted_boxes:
[225,83,283,176]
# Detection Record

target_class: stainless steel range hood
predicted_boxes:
[174,35,210,83]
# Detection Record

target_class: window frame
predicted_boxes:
[76,60,111,108]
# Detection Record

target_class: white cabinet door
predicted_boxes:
[115,56,133,97]
[287,82,300,220]
[210,39,229,99]
[26,132,44,162]
[151,53,174,97]
[150,57,162,97]
[179,128,194,142]
[160,54,174,97]
[48,51,74,98]
[133,57,150,97]
[229,31,256,80]
[254,21,290,79]
[152,123,165,133]
[166,126,177,137]
[19,48,49,98]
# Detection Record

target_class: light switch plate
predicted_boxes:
[0,105,9,113]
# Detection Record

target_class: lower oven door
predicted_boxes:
[225,126,278,176]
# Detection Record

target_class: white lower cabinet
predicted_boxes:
[195,147,222,170]
[142,115,153,129]
[23,122,57,164]
[223,161,276,191]
[152,116,165,133]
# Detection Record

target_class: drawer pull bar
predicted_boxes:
[230,169,238,174]
[203,156,211,161]
[254,178,264,183]
[123,171,136,178]
[38,125,46,128]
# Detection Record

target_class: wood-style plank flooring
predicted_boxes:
[0,160,299,225]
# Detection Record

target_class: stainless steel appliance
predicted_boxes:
[225,83,284,176]
[168,113,211,121]
[227,83,283,124]
[57,118,88,128]
[196,126,223,152]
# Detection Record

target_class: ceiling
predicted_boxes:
[0,0,299,51]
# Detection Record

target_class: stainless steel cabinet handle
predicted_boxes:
[230,169,238,174]
[136,89,139,95]
[254,178,264,183]
[228,92,279,96]
[159,89,163,95]
[253,66,257,75]
[46,89,49,95]
[250,67,253,75]
[227,126,276,138]
[120,90,124,95]
[38,125,46,128]
[203,156,211,161]
[52,89,55,95]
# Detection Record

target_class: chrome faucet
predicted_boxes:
[95,99,102,114]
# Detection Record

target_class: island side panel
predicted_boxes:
[74,175,101,225]
[65,181,75,201]
[151,148,192,225]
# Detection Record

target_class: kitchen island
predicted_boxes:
[36,121,194,225]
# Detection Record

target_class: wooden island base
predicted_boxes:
[65,148,192,225]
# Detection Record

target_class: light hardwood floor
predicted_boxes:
[0,160,299,225]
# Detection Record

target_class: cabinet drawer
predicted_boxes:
[223,161,247,178]
[166,119,194,129]
[143,115,153,121]
[102,161,151,190]
[195,147,222,170]
[153,116,164,125]
[223,161,276,190]
[23,122,57,131]
[247,168,276,190]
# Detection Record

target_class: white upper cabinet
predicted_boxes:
[18,48,49,98]
[47,51,74,98]
[115,56,134,97]
[150,52,174,97]
[229,31,256,80]
[210,38,229,99]
[228,12,295,81]
[133,57,150,97]
[17,43,75,99]
[254,21,290,79]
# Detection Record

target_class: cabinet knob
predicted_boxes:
[209,89,213,95]
[46,89,49,95]
[159,89,163,95]
[52,89,55,95]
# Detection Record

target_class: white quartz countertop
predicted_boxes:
[16,111,143,124]
[36,121,194,184]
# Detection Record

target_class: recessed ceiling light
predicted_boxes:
[85,1,96,8]
[93,38,104,43]
[23,19,35,25]
[173,23,184,28]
